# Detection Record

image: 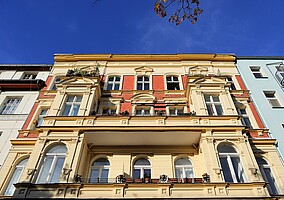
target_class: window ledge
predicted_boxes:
[255,77,268,79]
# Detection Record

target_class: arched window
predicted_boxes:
[137,76,150,90]
[175,158,194,179]
[90,158,110,183]
[107,76,121,90]
[256,157,280,195]
[133,158,151,179]
[218,144,246,183]
[4,158,28,196]
[36,145,67,183]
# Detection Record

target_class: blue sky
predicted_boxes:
[0,0,284,64]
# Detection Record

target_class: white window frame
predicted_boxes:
[133,159,151,179]
[4,158,28,196]
[106,76,121,90]
[136,75,150,90]
[263,91,281,107]
[62,95,82,116]
[36,145,67,183]
[102,107,117,115]
[204,94,223,116]
[218,145,246,183]
[226,77,236,90]
[169,107,184,116]
[166,75,181,90]
[174,158,194,179]
[135,107,151,116]
[22,73,37,80]
[1,97,22,114]
[89,158,110,183]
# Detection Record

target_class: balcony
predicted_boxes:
[13,181,269,199]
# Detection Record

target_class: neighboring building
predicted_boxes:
[0,65,51,169]
[0,54,283,199]
[237,57,284,159]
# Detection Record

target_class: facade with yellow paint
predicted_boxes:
[0,54,283,199]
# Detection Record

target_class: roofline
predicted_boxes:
[54,53,236,62]
[0,64,52,71]
[238,56,284,60]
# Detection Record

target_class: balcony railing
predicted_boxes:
[76,177,205,184]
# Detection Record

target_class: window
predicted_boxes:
[36,109,49,127]
[137,76,150,90]
[90,158,110,183]
[133,159,151,179]
[22,73,37,80]
[166,76,180,90]
[51,77,61,90]
[175,158,194,179]
[226,77,236,90]
[263,91,281,107]
[135,107,150,116]
[238,108,252,129]
[4,158,28,196]
[218,144,246,183]
[250,66,265,78]
[1,98,22,114]
[204,94,223,116]
[256,158,280,195]
[169,107,184,116]
[36,145,67,183]
[62,95,82,116]
[107,76,120,90]
[102,108,117,115]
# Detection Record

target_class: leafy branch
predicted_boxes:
[154,0,203,25]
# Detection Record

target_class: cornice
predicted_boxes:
[54,54,236,62]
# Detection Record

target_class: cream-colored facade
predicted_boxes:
[0,54,283,199]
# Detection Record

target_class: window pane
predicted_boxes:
[144,76,149,81]
[206,104,214,115]
[220,157,234,182]
[218,145,237,153]
[108,76,114,81]
[49,145,67,153]
[62,105,71,116]
[144,110,150,116]
[215,105,223,115]
[66,96,75,102]
[4,168,23,196]
[144,168,151,178]
[75,96,82,102]
[175,158,192,165]
[204,95,210,102]
[185,168,194,178]
[137,76,143,81]
[231,157,245,183]
[133,169,141,179]
[90,169,99,183]
[212,96,220,102]
[107,83,113,90]
[37,157,53,183]
[173,76,178,81]
[70,105,80,116]
[93,158,110,166]
[166,77,171,81]
[137,83,142,90]
[115,77,120,81]
[144,83,149,90]
[263,168,279,195]
[50,157,65,183]
[135,159,150,165]
[136,110,142,115]
[175,168,183,179]
[101,169,109,183]
[114,83,120,90]
[269,99,281,107]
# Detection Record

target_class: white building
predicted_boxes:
[237,57,284,159]
[0,65,51,168]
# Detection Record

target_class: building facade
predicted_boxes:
[237,57,284,159]
[0,65,51,169]
[0,54,283,199]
